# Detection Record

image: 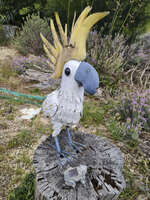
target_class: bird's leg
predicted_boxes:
[47,136,73,167]
[66,126,86,153]
[54,136,61,155]
[54,136,74,166]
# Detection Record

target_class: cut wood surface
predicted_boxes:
[33,131,126,200]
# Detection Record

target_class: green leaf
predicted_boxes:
[131,132,139,140]
[19,7,30,15]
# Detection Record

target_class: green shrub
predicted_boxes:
[8,173,35,200]
[87,31,127,75]
[81,102,105,126]
[0,24,8,45]
[13,13,52,55]
[117,89,150,140]
[1,0,149,40]
[86,31,128,94]
[123,34,150,87]
[126,33,150,67]
[103,0,150,39]
[41,0,150,39]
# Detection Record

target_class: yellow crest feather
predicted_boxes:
[40,6,109,79]
[40,33,58,58]
[55,12,68,46]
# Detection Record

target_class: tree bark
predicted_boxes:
[33,130,126,200]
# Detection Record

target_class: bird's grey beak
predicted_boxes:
[74,62,99,95]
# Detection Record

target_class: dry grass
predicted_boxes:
[0,47,149,200]
[0,47,20,62]
[0,96,149,200]
[0,99,51,200]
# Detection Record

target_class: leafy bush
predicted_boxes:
[13,13,52,55]
[41,0,150,39]
[86,31,128,93]
[127,33,150,67]
[117,89,150,139]
[1,0,150,40]
[103,0,150,39]
[87,31,127,75]
[0,24,8,45]
[0,0,46,25]
[8,173,35,200]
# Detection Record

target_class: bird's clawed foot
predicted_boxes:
[56,151,72,167]
[48,136,75,167]
[66,127,86,154]
[47,129,86,167]
[67,139,86,154]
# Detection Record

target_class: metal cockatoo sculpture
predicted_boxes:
[41,6,109,165]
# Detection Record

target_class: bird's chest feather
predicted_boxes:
[56,90,83,124]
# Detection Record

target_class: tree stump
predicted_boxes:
[33,130,126,200]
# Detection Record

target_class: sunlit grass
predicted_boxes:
[0,61,17,79]
[7,129,35,149]
[16,152,32,167]
[81,102,104,126]
[8,172,35,200]
[81,100,114,127]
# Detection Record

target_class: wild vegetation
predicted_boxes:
[0,0,150,38]
[0,0,150,200]
[13,14,52,55]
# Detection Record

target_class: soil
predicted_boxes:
[0,46,150,200]
[0,46,20,62]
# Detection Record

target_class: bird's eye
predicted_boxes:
[65,67,71,76]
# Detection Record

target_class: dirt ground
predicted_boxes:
[0,46,20,62]
[0,47,150,200]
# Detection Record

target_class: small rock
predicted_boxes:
[31,78,60,90]
[20,107,41,120]
[22,69,50,82]
[2,25,18,38]
[64,165,87,188]
[94,88,103,98]
[136,194,147,200]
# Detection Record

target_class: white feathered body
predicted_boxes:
[42,60,84,137]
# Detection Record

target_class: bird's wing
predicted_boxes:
[42,90,58,118]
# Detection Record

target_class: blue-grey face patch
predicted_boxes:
[74,61,99,95]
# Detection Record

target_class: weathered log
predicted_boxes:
[33,130,126,200]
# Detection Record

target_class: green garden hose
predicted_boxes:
[0,88,46,105]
